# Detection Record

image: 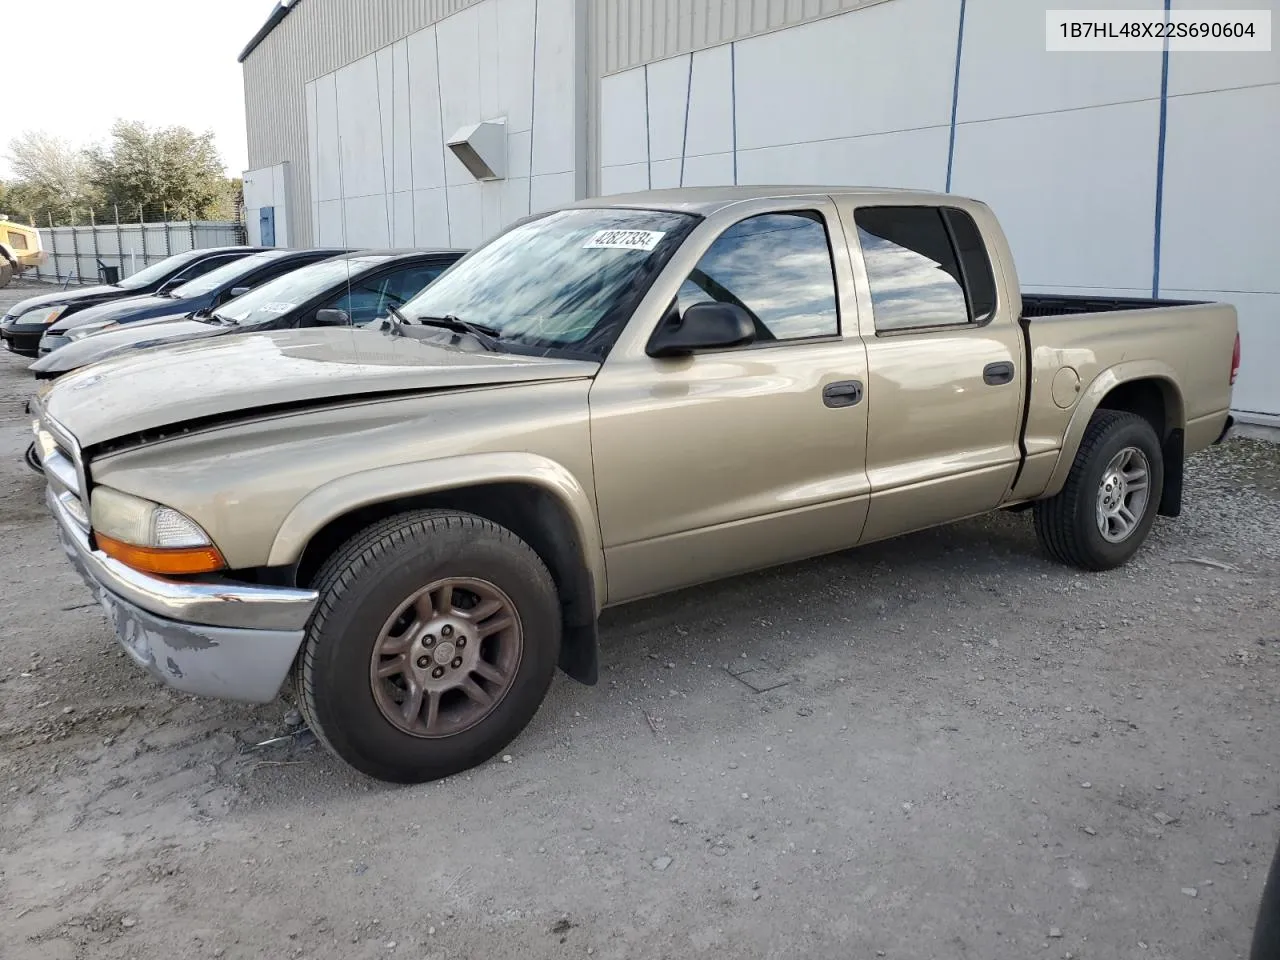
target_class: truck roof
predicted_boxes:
[566,185,977,216]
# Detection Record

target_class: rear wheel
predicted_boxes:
[0,260,13,289]
[295,509,561,783]
[1033,410,1164,570]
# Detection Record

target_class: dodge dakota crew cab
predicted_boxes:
[32,186,1239,784]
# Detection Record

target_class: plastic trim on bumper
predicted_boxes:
[49,489,313,703]
[47,487,318,632]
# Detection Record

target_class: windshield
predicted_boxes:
[216,255,392,326]
[167,251,282,299]
[399,207,699,358]
[116,250,208,290]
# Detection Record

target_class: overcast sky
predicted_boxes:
[3,0,277,178]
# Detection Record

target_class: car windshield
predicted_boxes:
[115,250,208,290]
[398,207,699,358]
[167,251,283,299]
[216,255,392,326]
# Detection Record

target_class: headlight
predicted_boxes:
[67,320,115,341]
[90,486,226,575]
[22,305,67,326]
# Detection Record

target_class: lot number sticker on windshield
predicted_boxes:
[256,301,295,314]
[583,229,666,251]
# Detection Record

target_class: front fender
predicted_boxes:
[266,451,606,609]
[1040,359,1184,499]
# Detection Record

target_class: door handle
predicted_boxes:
[822,380,863,408]
[983,361,1015,386]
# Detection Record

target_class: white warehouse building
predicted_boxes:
[239,0,1279,424]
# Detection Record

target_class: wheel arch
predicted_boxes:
[1042,362,1186,509]
[269,453,605,685]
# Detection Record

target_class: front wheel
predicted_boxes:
[1033,410,1164,571]
[295,509,562,783]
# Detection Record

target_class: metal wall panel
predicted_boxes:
[597,0,892,75]
[242,0,485,245]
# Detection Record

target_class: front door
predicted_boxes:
[589,202,872,604]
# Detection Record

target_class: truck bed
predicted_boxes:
[1021,292,1207,319]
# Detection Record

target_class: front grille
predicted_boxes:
[35,415,90,533]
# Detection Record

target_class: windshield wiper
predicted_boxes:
[406,311,502,351]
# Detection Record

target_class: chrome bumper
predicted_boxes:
[48,487,318,703]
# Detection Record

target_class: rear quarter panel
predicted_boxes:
[1015,302,1237,500]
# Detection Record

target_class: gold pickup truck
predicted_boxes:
[31,186,1239,783]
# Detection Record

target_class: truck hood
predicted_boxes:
[29,316,227,374]
[41,326,601,448]
[3,283,130,320]
[49,293,199,332]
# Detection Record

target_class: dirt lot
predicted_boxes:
[1,278,1278,960]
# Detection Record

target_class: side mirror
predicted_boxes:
[228,286,252,298]
[314,308,351,326]
[646,301,756,358]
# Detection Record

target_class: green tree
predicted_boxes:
[86,120,228,221]
[3,130,99,222]
[209,176,244,221]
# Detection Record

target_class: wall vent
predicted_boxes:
[446,118,507,181]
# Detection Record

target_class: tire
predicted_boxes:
[1033,410,1164,571]
[1251,833,1280,960]
[295,509,561,784]
[0,261,13,289]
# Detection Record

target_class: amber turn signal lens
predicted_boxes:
[95,532,226,576]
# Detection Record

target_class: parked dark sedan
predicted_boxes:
[36,247,351,355]
[0,245,266,356]
[28,248,466,378]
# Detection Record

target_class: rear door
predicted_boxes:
[839,202,1025,543]
[589,199,871,603]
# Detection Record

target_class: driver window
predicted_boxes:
[167,254,236,286]
[382,264,448,305]
[326,279,391,324]
[323,264,451,325]
[675,211,840,341]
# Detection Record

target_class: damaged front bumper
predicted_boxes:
[48,488,318,703]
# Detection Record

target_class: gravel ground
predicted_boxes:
[1,279,1278,960]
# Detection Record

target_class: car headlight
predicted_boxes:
[22,305,67,326]
[90,486,226,575]
[67,320,115,342]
